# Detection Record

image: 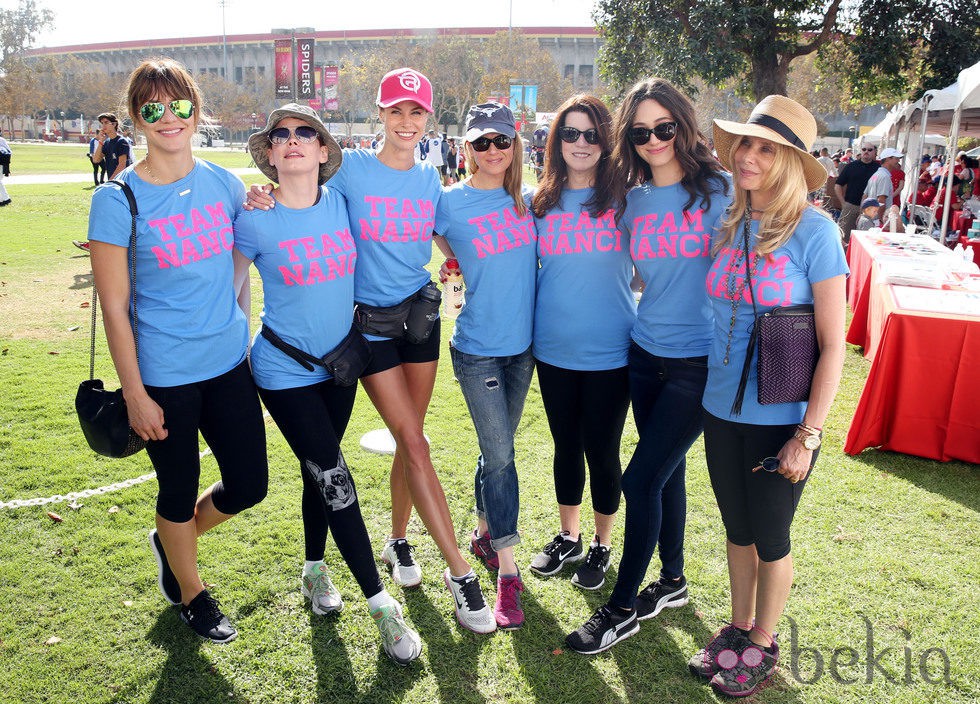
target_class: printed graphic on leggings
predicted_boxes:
[305,453,356,510]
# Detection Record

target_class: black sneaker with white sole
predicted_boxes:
[571,542,611,590]
[566,604,639,655]
[148,529,181,605]
[180,590,238,643]
[635,575,689,620]
[529,532,583,576]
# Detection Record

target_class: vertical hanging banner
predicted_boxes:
[323,65,339,111]
[297,38,315,100]
[275,39,293,99]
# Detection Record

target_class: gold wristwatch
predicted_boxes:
[794,424,821,450]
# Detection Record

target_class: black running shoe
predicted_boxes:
[148,529,181,605]
[635,576,689,620]
[529,532,584,576]
[565,604,639,655]
[571,541,611,590]
[180,590,238,643]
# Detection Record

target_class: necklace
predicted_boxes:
[722,208,760,366]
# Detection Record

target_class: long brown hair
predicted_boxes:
[611,77,728,216]
[532,94,616,218]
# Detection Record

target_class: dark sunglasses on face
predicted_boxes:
[558,126,600,144]
[470,134,513,152]
[269,125,320,145]
[140,99,194,124]
[628,122,678,145]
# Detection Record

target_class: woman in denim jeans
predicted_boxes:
[434,102,538,630]
[566,78,731,655]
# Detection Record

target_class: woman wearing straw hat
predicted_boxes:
[234,104,422,665]
[247,69,495,635]
[565,78,731,655]
[693,95,848,696]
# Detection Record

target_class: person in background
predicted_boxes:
[527,94,634,593]
[695,94,847,697]
[565,77,731,655]
[88,57,268,644]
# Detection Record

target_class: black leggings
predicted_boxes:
[536,360,630,516]
[145,360,268,523]
[702,410,817,562]
[259,380,383,599]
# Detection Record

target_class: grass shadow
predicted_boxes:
[851,450,979,514]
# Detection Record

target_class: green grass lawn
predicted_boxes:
[0,149,977,704]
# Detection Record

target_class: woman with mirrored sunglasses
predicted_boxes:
[525,95,633,595]
[566,78,731,656]
[434,102,538,630]
[246,68,495,635]
[86,58,268,644]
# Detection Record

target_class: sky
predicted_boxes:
[14,0,599,48]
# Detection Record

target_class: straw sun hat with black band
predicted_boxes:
[712,95,827,193]
[248,103,342,186]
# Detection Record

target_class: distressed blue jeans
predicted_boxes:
[450,345,534,551]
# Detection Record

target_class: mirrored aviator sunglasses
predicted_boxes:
[557,126,600,144]
[268,125,320,144]
[471,134,513,152]
[140,99,195,124]
[628,121,678,145]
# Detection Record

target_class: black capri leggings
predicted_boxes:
[536,360,630,516]
[702,410,818,562]
[145,360,268,523]
[259,380,383,600]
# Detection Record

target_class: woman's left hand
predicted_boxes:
[773,437,813,484]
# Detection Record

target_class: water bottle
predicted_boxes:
[443,258,464,319]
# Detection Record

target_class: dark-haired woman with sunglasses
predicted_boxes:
[434,102,538,630]
[566,77,731,655]
[526,95,634,593]
[87,58,268,643]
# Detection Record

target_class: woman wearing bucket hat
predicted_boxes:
[233,104,422,665]
[247,69,495,635]
[88,58,268,643]
[433,101,538,629]
[693,95,848,696]
[525,94,634,593]
[565,78,730,656]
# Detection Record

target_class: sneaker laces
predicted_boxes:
[392,540,417,567]
[457,575,488,611]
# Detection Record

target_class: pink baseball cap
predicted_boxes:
[376,68,433,113]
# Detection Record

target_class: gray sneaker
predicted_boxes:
[371,601,422,665]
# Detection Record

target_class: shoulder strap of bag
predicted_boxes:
[731,209,760,416]
[88,180,139,380]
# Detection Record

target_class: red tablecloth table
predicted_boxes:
[844,264,980,463]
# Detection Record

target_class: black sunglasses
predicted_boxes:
[269,125,319,145]
[558,126,600,145]
[140,99,194,124]
[628,122,678,145]
[470,134,513,152]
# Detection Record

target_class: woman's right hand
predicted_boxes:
[244,183,275,211]
[126,390,168,441]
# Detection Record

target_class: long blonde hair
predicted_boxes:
[465,133,527,217]
[715,140,831,256]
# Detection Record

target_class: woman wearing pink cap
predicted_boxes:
[248,68,495,635]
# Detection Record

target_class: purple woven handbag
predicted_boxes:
[755,305,817,405]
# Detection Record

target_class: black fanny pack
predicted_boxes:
[260,323,371,386]
[354,281,442,344]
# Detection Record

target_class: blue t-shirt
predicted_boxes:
[435,184,538,357]
[533,187,635,370]
[327,148,440,308]
[234,186,356,390]
[702,207,849,425]
[87,159,248,387]
[624,177,732,358]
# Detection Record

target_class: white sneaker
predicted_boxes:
[443,568,496,634]
[381,538,423,588]
[302,562,343,615]
[371,601,422,665]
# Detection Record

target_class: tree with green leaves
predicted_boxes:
[594,0,980,104]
